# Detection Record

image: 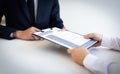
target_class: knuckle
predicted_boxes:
[30,27,34,29]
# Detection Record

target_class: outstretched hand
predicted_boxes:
[14,27,41,40]
[84,33,102,47]
[67,47,88,66]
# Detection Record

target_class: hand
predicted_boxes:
[61,26,68,31]
[84,33,102,47]
[14,27,40,40]
[67,47,88,66]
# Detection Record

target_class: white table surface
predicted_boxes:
[0,39,120,74]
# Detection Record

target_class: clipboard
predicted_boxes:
[33,27,98,49]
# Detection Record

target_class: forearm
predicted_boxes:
[83,54,109,74]
[101,35,120,51]
[0,25,17,39]
[50,0,64,29]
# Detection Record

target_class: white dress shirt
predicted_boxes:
[83,35,120,74]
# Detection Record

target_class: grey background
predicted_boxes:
[59,0,120,36]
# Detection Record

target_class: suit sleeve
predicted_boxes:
[0,25,17,39]
[0,1,17,40]
[0,0,3,22]
[50,0,64,29]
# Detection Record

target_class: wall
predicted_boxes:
[59,0,120,36]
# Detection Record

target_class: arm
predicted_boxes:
[0,26,41,40]
[50,0,64,29]
[0,0,3,21]
[85,33,120,51]
[68,47,109,74]
[0,25,17,39]
[68,33,120,74]
[83,54,108,74]
[101,35,120,51]
[84,50,120,74]
[0,0,17,39]
[0,1,40,40]
[13,27,40,40]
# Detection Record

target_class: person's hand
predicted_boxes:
[61,26,68,31]
[67,47,88,66]
[13,27,40,40]
[84,33,102,47]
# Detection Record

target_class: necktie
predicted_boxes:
[27,0,35,24]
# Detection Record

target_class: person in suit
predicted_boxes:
[68,33,120,74]
[0,0,3,17]
[0,0,66,40]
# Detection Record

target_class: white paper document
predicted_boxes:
[33,27,97,49]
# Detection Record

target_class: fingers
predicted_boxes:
[28,27,41,40]
[67,47,88,66]
[29,36,35,40]
[84,33,95,39]
[32,35,44,41]
[15,27,42,40]
[29,27,40,33]
[67,48,77,54]
[61,26,68,31]
[67,49,72,54]
[32,35,39,40]
[67,47,88,54]
[33,27,41,32]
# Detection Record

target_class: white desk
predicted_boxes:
[0,39,120,74]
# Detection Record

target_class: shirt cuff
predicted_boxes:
[83,54,98,70]
[10,32,16,39]
[10,33,14,38]
[101,35,112,47]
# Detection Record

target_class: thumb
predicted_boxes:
[67,49,72,54]
[84,34,90,39]
[34,28,41,32]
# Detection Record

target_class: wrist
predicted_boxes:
[74,47,89,66]
[81,52,88,66]
[13,30,22,38]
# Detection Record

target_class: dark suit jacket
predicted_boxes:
[0,0,64,39]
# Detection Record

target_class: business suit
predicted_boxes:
[0,0,64,39]
[0,0,3,19]
[0,0,11,39]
